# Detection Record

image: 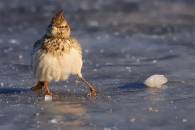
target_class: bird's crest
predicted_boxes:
[51,10,65,26]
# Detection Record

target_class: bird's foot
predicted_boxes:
[44,90,53,96]
[31,83,43,91]
[87,87,97,97]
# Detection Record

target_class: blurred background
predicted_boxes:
[0,0,194,130]
[0,0,194,64]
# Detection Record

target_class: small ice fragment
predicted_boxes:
[182,118,188,123]
[129,118,136,123]
[148,107,159,112]
[125,67,131,72]
[144,74,168,88]
[104,128,111,130]
[84,49,89,53]
[93,68,97,72]
[35,113,40,116]
[18,54,23,59]
[100,49,104,53]
[44,95,52,101]
[152,60,157,63]
[50,118,58,124]
[107,96,111,99]
[0,82,4,87]
[88,20,99,27]
[9,39,19,44]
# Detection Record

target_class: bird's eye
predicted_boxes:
[58,26,66,28]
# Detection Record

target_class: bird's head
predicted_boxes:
[46,10,71,38]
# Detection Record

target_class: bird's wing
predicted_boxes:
[33,40,42,53]
[30,39,43,67]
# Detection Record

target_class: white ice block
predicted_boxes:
[144,74,168,88]
[44,95,52,101]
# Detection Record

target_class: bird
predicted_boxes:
[31,10,97,97]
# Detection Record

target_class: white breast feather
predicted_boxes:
[33,48,83,81]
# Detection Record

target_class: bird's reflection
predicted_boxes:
[42,101,86,116]
[36,97,88,128]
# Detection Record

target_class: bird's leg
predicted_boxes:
[43,81,52,96]
[77,75,97,97]
[31,81,44,91]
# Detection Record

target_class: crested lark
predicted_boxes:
[31,11,97,97]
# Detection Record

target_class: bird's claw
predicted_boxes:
[45,91,53,96]
[87,88,97,97]
[31,85,42,91]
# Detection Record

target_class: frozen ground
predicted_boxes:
[0,0,195,130]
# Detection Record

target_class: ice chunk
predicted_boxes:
[88,20,99,27]
[144,74,168,88]
[44,95,52,101]
[35,113,40,116]
[9,39,19,45]
[148,107,159,112]
[50,118,58,124]
[129,118,136,123]
[104,128,111,130]
[18,54,23,59]
[0,82,4,87]
[182,118,188,123]
[84,49,89,53]
[100,49,104,53]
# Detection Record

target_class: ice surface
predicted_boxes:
[0,0,195,130]
[144,74,168,88]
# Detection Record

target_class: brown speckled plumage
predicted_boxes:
[41,37,82,56]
